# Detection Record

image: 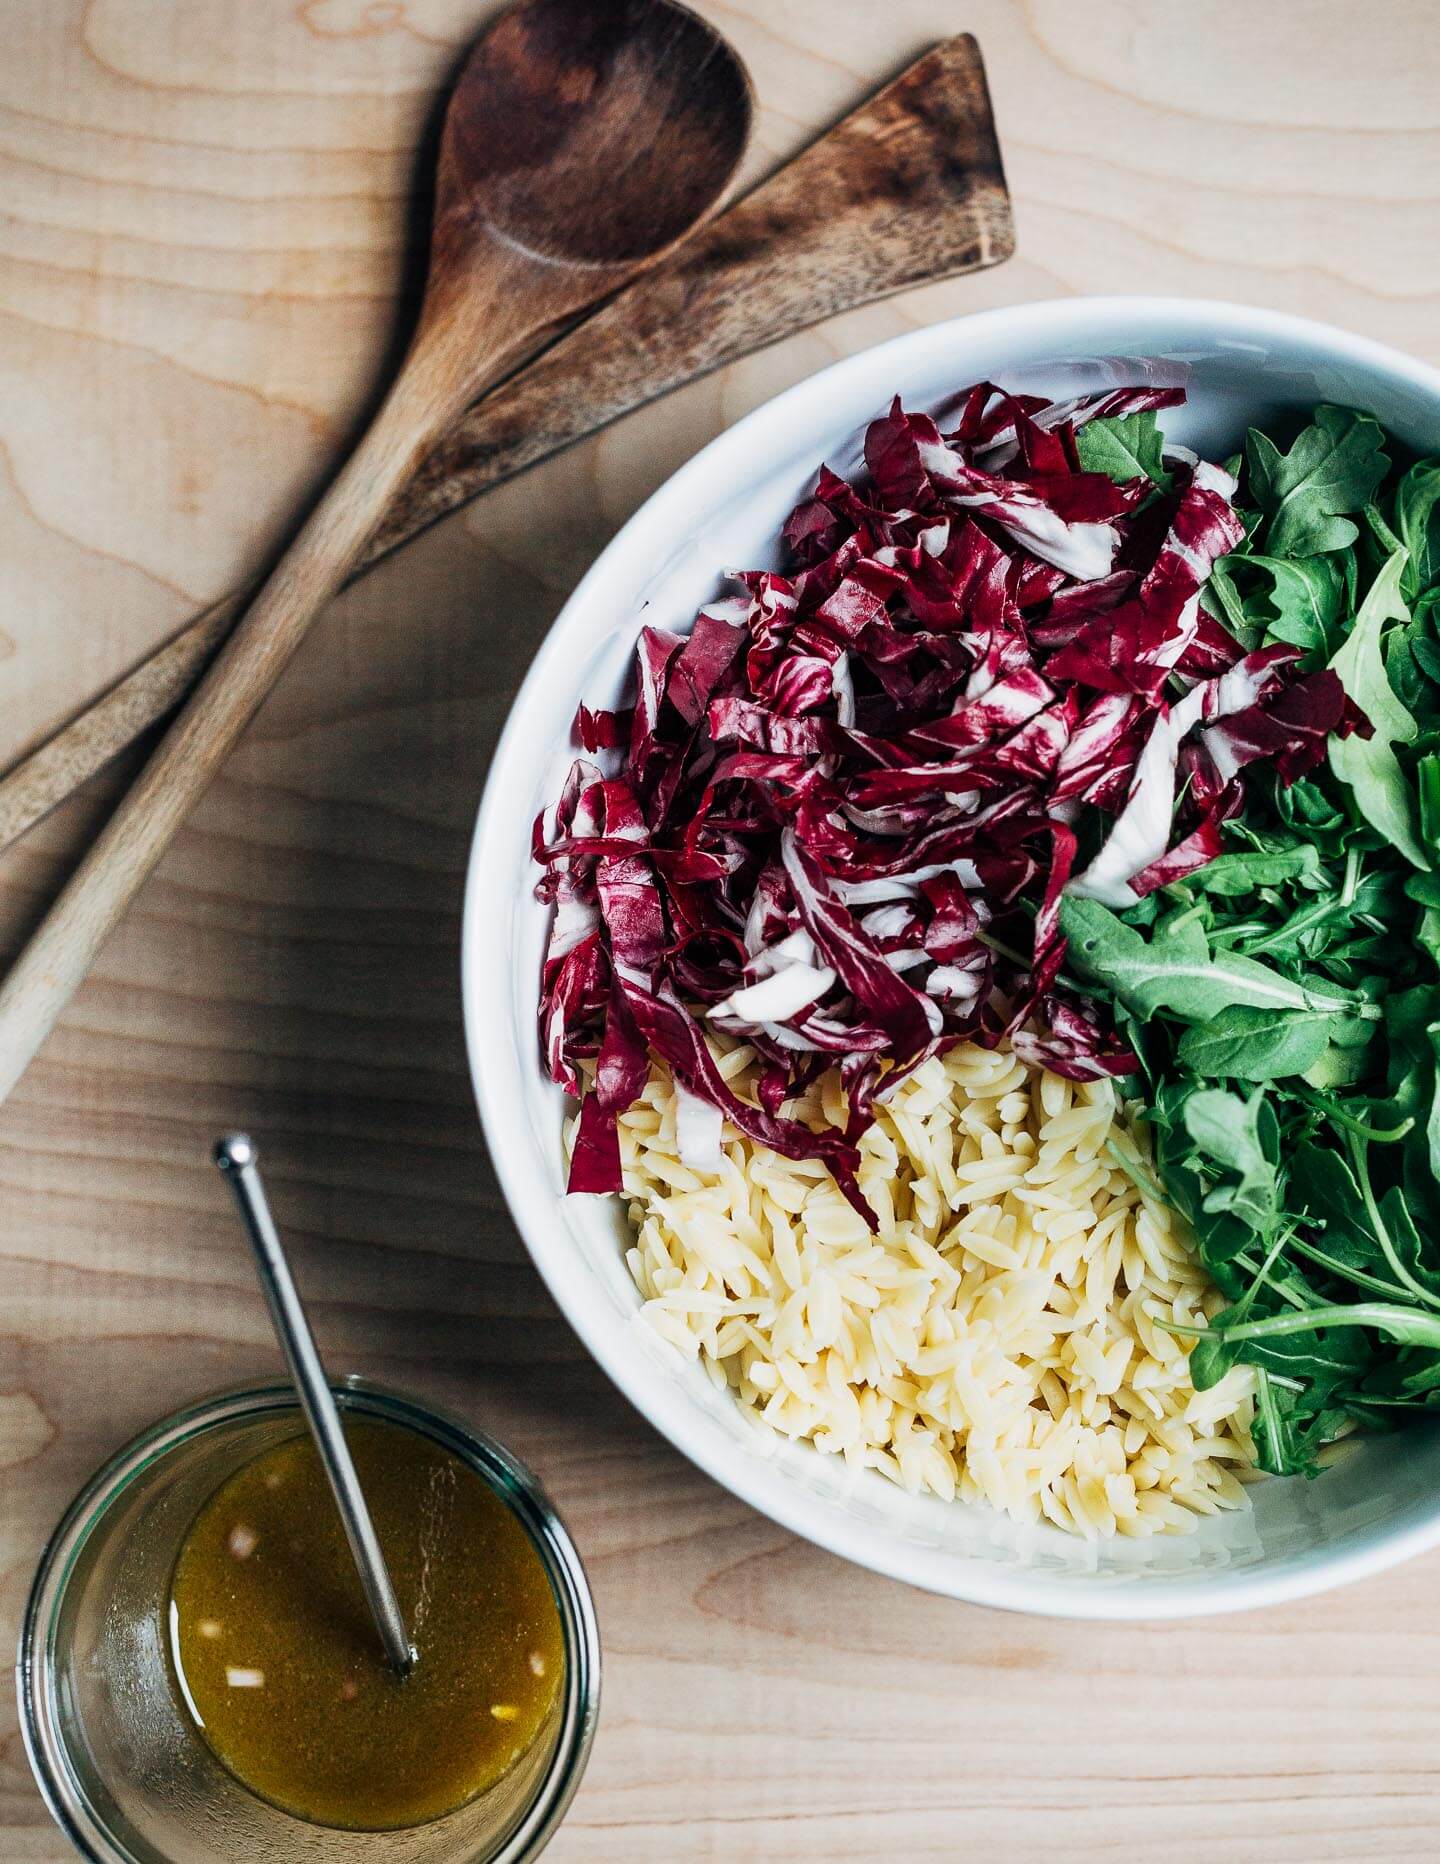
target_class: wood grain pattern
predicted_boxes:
[0,34,1012,855]
[4,4,1440,1861]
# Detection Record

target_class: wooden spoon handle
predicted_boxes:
[0,36,1010,855]
[0,344,463,1104]
[0,594,242,851]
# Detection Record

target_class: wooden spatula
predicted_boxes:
[0,37,1011,856]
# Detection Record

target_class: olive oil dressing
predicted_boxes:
[168,1420,565,1830]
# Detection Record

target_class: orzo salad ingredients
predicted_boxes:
[535,380,1440,1528]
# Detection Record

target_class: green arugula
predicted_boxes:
[1060,415,1440,1477]
[1328,549,1430,869]
[1074,411,1174,492]
[1209,553,1345,663]
[1175,844,1323,898]
[1176,1007,1339,1081]
[1181,1088,1281,1233]
[1395,458,1440,603]
[1061,897,1375,1024]
[1245,404,1389,558]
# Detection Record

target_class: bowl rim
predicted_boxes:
[463,294,1440,1619]
[16,1377,601,1862]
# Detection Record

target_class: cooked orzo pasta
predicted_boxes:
[574,1035,1258,1539]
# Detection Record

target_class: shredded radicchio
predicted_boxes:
[534,382,1368,1226]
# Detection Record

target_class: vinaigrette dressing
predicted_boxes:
[167,1420,564,1830]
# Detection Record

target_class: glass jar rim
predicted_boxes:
[16,1377,601,1864]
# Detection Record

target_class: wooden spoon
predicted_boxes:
[0,0,751,1106]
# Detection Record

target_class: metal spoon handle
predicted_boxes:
[214,1134,414,1678]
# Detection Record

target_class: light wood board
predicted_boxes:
[3,4,1440,1858]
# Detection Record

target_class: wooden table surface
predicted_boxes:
[4,4,1440,1858]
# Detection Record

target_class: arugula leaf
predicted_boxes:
[1186,1330,1234,1392]
[1395,457,1440,603]
[1358,1359,1440,1406]
[1417,903,1440,974]
[1234,873,1399,970]
[1203,1302,1440,1354]
[1204,561,1257,645]
[1393,1014,1440,1230]
[1176,1006,1338,1081]
[1422,1018,1440,1188]
[1174,845,1323,898]
[1209,552,1346,663]
[1328,549,1430,870]
[1188,1328,1374,1480]
[1363,500,1406,571]
[1250,1368,1298,1472]
[1272,772,1361,860]
[1361,986,1440,1139]
[1242,1333,1378,1473]
[1073,411,1174,492]
[1225,1324,1374,1388]
[1288,1139,1416,1296]
[1419,755,1440,857]
[1337,1126,1440,1311]
[1246,405,1390,558]
[1289,1137,1365,1226]
[1181,1087,1281,1234]
[1060,897,1374,1025]
[1413,613,1440,689]
[1380,1186,1440,1304]
[1151,1085,1261,1271]
[1384,595,1440,717]
[1303,1042,1375,1091]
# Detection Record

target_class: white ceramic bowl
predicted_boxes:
[464,297,1440,1617]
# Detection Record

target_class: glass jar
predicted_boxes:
[17,1378,600,1863]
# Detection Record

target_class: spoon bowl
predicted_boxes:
[436,0,753,271]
